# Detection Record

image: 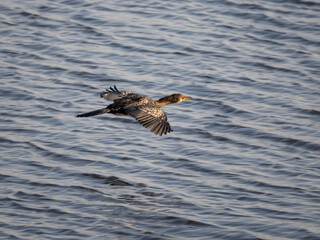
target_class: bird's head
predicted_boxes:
[170,93,192,103]
[157,94,192,107]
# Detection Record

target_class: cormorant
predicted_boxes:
[76,86,192,136]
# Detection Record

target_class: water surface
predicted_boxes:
[1,0,320,239]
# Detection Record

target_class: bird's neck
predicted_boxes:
[153,96,173,108]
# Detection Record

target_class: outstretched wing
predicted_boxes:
[100,86,135,101]
[125,103,172,136]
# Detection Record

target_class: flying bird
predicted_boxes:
[76,86,192,136]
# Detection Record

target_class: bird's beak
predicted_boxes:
[182,96,192,101]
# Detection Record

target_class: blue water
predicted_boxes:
[1,0,320,239]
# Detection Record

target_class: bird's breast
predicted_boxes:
[112,112,129,116]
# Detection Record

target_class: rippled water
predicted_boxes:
[1,0,320,239]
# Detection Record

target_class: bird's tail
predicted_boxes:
[76,108,110,118]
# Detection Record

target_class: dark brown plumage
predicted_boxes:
[76,86,192,136]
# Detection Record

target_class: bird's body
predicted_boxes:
[76,86,192,136]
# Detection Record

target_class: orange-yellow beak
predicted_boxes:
[182,96,192,101]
